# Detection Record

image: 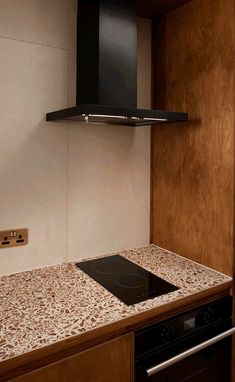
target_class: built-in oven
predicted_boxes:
[135,296,234,382]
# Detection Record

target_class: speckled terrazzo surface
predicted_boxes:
[0,245,232,362]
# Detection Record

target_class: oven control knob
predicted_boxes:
[160,325,173,343]
[200,307,215,324]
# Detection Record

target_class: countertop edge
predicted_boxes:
[0,280,232,381]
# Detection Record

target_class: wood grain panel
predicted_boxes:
[9,335,132,382]
[151,0,234,276]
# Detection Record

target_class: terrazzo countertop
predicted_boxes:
[0,245,232,364]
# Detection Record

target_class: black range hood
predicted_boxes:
[46,0,188,126]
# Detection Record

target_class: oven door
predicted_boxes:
[136,328,235,382]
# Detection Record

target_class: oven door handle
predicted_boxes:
[146,327,235,377]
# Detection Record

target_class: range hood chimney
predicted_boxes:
[46,0,188,126]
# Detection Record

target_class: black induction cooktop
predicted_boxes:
[76,255,179,306]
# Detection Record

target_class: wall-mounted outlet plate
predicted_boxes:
[0,228,28,248]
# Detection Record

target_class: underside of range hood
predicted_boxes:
[46,104,187,126]
[46,0,188,126]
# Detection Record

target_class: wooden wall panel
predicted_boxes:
[151,0,234,276]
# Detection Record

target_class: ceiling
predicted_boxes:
[138,0,190,19]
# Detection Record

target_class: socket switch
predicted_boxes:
[0,228,28,249]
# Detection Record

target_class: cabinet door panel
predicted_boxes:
[10,334,132,382]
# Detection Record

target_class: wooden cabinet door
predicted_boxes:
[10,334,132,382]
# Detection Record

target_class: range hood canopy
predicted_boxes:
[47,104,188,126]
[46,0,188,126]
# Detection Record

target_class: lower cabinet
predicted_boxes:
[10,334,133,382]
